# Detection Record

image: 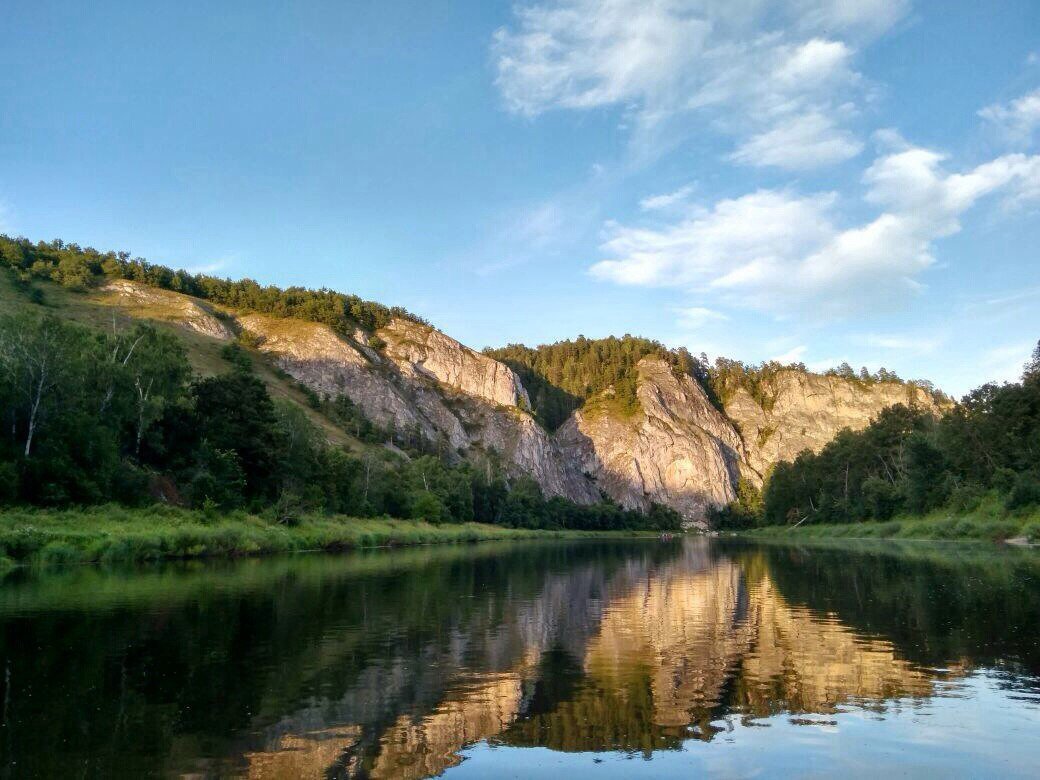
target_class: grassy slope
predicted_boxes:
[0,505,657,568]
[743,496,1040,544]
[0,272,365,449]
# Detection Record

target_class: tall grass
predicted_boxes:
[0,505,654,568]
[744,496,1040,544]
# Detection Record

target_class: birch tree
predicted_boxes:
[0,314,76,458]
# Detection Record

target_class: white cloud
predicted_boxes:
[185,252,238,276]
[864,333,942,353]
[591,144,1040,316]
[640,184,696,211]
[982,342,1035,384]
[771,345,808,363]
[979,88,1040,145]
[791,0,912,38]
[493,0,907,168]
[730,111,863,169]
[676,306,728,329]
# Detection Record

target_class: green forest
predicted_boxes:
[0,235,682,532]
[487,337,707,429]
[0,307,679,533]
[0,234,424,335]
[715,344,1040,533]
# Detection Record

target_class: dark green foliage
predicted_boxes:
[746,346,1040,528]
[708,477,763,529]
[190,372,286,501]
[486,336,708,429]
[0,234,427,335]
[0,308,678,532]
[220,342,253,372]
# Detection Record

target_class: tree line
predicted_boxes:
[0,234,426,336]
[0,308,680,531]
[486,336,706,429]
[714,343,1040,529]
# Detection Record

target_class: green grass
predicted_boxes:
[742,497,1040,544]
[0,505,658,568]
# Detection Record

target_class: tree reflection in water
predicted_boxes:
[0,538,1038,778]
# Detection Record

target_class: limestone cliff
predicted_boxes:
[237,313,597,502]
[379,319,530,409]
[555,359,745,522]
[96,279,947,525]
[724,370,945,479]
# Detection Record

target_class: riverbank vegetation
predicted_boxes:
[715,344,1040,541]
[0,506,659,568]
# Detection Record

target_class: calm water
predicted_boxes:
[1,539,1039,778]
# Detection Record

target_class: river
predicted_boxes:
[1,538,1038,778]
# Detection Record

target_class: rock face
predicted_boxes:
[100,280,235,340]
[238,313,597,502]
[725,371,944,479]
[380,319,530,409]
[555,359,745,524]
[100,281,946,525]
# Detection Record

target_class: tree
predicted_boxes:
[190,372,286,500]
[0,314,85,457]
[1024,340,1040,383]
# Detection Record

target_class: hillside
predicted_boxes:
[0,236,949,525]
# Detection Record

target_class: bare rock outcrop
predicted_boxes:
[100,279,235,340]
[555,359,745,525]
[379,319,530,409]
[95,281,949,527]
[238,313,596,502]
[725,371,945,478]
[238,314,469,451]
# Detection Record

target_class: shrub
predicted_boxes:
[1006,472,1040,511]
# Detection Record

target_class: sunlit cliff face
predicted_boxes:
[235,542,964,778]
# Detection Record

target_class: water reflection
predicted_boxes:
[0,539,1038,778]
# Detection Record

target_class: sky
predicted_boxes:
[3,0,1039,397]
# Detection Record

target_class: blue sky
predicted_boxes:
[3,1,1039,396]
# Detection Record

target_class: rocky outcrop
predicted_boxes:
[95,281,948,525]
[238,313,470,451]
[380,319,530,409]
[725,370,945,479]
[100,279,235,340]
[238,313,596,502]
[555,359,745,525]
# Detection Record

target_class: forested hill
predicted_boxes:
[487,337,947,432]
[0,234,426,336]
[0,235,683,531]
[485,337,704,429]
[0,233,954,530]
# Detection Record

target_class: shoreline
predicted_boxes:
[0,505,664,569]
[734,510,1040,545]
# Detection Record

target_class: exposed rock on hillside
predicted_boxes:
[239,313,596,502]
[555,359,745,524]
[725,371,944,478]
[380,319,531,409]
[100,279,234,340]
[238,314,470,452]
[94,281,947,526]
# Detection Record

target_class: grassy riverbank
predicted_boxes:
[742,499,1040,544]
[0,505,658,568]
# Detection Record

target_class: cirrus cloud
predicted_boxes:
[492,0,907,169]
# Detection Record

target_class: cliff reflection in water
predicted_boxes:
[231,540,1027,779]
[1,538,1038,778]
